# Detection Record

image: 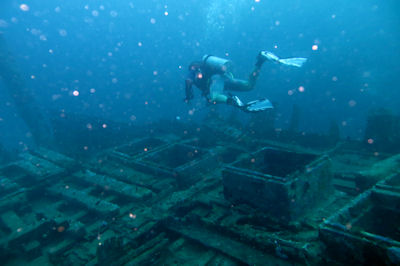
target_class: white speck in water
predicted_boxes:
[0,20,8,28]
[20,4,29,12]
[59,29,67,37]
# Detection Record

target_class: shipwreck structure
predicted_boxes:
[0,116,399,265]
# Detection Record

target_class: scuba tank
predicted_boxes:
[202,55,232,75]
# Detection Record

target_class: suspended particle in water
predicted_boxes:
[92,10,99,17]
[150,18,156,24]
[52,94,62,101]
[20,4,29,12]
[348,100,356,107]
[312,44,318,51]
[59,29,67,37]
[110,11,118,17]
[73,90,79,96]
[0,20,8,28]
[298,86,305,92]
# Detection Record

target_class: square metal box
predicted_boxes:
[320,174,400,265]
[110,137,168,161]
[223,147,333,222]
[131,143,218,187]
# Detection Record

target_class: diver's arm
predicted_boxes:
[184,79,194,102]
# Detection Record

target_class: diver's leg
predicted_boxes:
[223,53,269,92]
[224,77,252,91]
[210,92,245,109]
[210,92,228,103]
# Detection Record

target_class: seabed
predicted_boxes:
[0,113,399,265]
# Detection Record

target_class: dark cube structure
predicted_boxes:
[111,137,168,161]
[223,147,333,222]
[131,143,218,187]
[320,173,400,265]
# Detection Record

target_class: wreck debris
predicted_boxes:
[0,118,399,265]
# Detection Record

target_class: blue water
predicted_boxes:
[0,0,399,149]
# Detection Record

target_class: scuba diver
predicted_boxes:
[184,51,307,112]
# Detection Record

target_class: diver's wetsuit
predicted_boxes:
[185,54,265,107]
[185,51,307,112]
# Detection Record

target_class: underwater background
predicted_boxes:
[1,0,399,150]
[1,1,400,265]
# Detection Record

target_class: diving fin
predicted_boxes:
[259,51,307,68]
[278,57,307,68]
[244,98,273,112]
